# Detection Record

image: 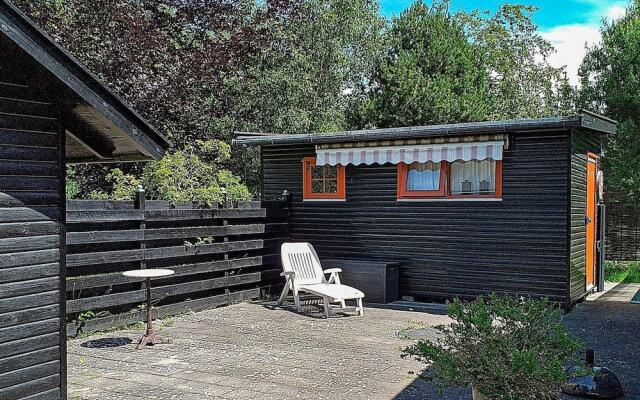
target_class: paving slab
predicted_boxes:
[68,296,639,400]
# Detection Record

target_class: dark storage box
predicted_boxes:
[323,259,399,304]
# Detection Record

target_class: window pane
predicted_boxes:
[311,180,324,193]
[311,165,324,180]
[325,180,338,193]
[450,159,496,196]
[324,165,337,179]
[407,162,441,191]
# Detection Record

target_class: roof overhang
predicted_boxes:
[233,111,617,147]
[0,0,171,162]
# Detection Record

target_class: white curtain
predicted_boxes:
[450,159,496,195]
[407,162,441,191]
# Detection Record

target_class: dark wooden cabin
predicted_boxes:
[235,112,615,309]
[0,1,170,399]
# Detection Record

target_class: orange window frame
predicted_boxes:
[397,160,503,199]
[302,156,346,200]
[397,162,448,198]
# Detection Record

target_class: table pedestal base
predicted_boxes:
[136,333,172,350]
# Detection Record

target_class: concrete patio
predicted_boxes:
[68,285,640,400]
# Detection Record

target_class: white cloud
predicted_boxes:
[541,24,601,86]
[540,3,628,86]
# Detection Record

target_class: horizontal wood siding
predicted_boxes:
[65,200,289,335]
[262,132,571,302]
[569,130,601,305]
[0,69,62,398]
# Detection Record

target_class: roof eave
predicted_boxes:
[0,0,171,160]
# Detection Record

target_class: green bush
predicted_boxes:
[402,294,581,400]
[605,260,640,283]
[88,140,251,205]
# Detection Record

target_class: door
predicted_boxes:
[585,154,598,290]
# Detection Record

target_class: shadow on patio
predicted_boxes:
[68,289,640,400]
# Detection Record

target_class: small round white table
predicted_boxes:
[122,269,175,350]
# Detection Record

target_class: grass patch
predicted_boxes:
[605,260,640,283]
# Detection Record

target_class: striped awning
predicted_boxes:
[315,140,504,166]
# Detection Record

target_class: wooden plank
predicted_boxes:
[153,272,261,298]
[0,222,59,239]
[0,130,58,147]
[0,346,58,379]
[66,229,143,245]
[0,208,58,222]
[0,305,60,329]
[66,290,145,314]
[0,113,58,133]
[0,332,59,360]
[0,145,57,161]
[0,249,59,269]
[0,373,59,400]
[0,177,59,191]
[0,319,59,345]
[0,97,55,118]
[20,387,60,400]
[0,291,59,315]
[0,236,58,253]
[67,287,261,336]
[145,224,264,240]
[144,239,263,260]
[0,277,59,300]
[0,192,59,207]
[66,248,144,268]
[67,256,263,290]
[0,361,59,391]
[67,272,262,313]
[0,263,58,284]
[66,210,143,223]
[144,208,266,221]
[66,200,134,211]
[0,160,58,176]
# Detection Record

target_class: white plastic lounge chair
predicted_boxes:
[277,242,364,318]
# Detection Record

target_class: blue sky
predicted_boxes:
[379,0,630,85]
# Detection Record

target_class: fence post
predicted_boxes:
[221,187,230,300]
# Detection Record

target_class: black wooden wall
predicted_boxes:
[569,130,601,305]
[262,131,575,303]
[0,59,65,399]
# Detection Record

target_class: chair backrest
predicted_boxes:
[281,242,326,285]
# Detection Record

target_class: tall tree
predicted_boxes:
[214,0,386,191]
[359,1,492,127]
[463,4,575,119]
[357,1,574,129]
[579,0,640,204]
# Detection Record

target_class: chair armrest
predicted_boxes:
[323,268,342,274]
[280,271,295,277]
[324,268,342,284]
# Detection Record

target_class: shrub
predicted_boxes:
[88,140,251,205]
[402,294,581,400]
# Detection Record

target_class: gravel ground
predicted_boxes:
[68,285,640,400]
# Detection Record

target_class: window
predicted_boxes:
[397,159,502,199]
[397,162,446,198]
[302,157,346,200]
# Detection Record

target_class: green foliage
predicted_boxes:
[88,168,141,201]
[463,4,575,119]
[143,140,250,205]
[579,0,640,204]
[86,140,251,204]
[362,1,492,127]
[605,260,640,283]
[403,295,582,399]
[357,1,574,128]
[65,165,80,199]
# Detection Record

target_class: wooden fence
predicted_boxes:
[65,193,289,336]
[605,197,640,261]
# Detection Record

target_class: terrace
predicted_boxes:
[67,286,640,400]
